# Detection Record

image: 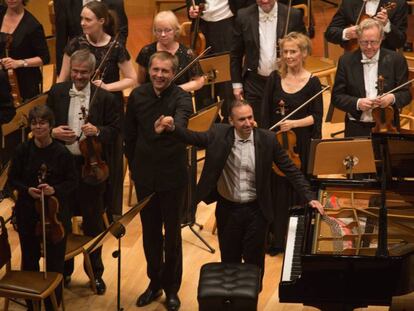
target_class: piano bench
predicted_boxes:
[197,262,261,311]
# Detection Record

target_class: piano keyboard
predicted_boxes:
[281,215,304,282]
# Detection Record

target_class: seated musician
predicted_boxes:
[325,0,407,51]
[7,105,77,311]
[136,10,205,93]
[47,49,121,295]
[154,99,324,287]
[331,18,411,137]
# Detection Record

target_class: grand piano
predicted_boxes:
[279,133,414,310]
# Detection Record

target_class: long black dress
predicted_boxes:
[65,34,130,217]
[0,8,50,101]
[262,71,323,251]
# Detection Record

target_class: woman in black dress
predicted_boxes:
[57,0,136,219]
[0,0,49,101]
[261,32,323,254]
[136,10,204,93]
[8,105,76,311]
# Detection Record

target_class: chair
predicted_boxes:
[304,56,336,89]
[48,1,55,36]
[0,217,64,311]
[41,36,57,93]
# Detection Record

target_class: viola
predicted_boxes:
[371,75,397,133]
[79,106,109,185]
[35,163,65,245]
[344,1,396,52]
[4,34,22,107]
[272,100,301,176]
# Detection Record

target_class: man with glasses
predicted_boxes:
[325,0,407,51]
[331,18,411,137]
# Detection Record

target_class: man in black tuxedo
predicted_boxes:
[54,0,128,73]
[47,49,120,294]
[125,51,192,311]
[331,18,411,137]
[230,0,306,126]
[325,0,407,51]
[155,100,324,282]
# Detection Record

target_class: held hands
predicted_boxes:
[81,122,99,137]
[372,94,395,109]
[279,120,296,132]
[233,88,244,101]
[0,57,22,69]
[308,200,324,215]
[154,115,175,134]
[92,79,108,90]
[374,8,389,27]
[28,184,55,199]
[189,5,200,18]
[344,26,358,40]
[52,125,77,144]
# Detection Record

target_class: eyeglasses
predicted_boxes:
[154,28,174,35]
[359,40,381,47]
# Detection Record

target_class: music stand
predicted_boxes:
[308,137,376,178]
[199,52,231,103]
[86,194,153,311]
[182,101,222,254]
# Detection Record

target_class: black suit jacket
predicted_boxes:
[54,0,128,73]
[325,0,407,51]
[331,48,411,128]
[172,124,314,222]
[186,0,256,16]
[46,81,121,159]
[230,3,306,84]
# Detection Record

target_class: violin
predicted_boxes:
[78,106,109,185]
[3,34,22,107]
[35,163,65,246]
[189,1,206,55]
[91,33,120,82]
[372,75,397,133]
[343,1,396,52]
[272,99,301,176]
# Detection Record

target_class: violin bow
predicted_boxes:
[377,78,414,99]
[269,85,330,131]
[38,163,48,279]
[91,32,120,82]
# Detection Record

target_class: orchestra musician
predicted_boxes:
[7,105,77,311]
[154,99,324,285]
[325,0,408,51]
[230,0,306,126]
[0,0,50,101]
[57,0,136,220]
[261,32,323,255]
[125,51,192,311]
[47,49,121,294]
[331,18,411,137]
[54,0,128,74]
[136,10,205,93]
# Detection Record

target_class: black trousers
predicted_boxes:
[64,156,105,279]
[345,118,375,137]
[243,71,268,127]
[18,230,66,311]
[135,185,186,295]
[215,196,268,279]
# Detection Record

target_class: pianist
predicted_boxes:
[155,99,324,283]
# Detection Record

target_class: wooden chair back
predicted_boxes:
[0,217,11,271]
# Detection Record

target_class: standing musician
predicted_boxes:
[230,0,306,126]
[8,105,77,311]
[136,10,204,93]
[325,0,408,51]
[125,51,192,311]
[57,0,136,220]
[154,99,324,285]
[54,0,128,74]
[261,32,323,255]
[47,49,121,294]
[0,0,50,101]
[331,18,411,138]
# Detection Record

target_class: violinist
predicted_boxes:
[48,49,121,294]
[57,0,136,221]
[0,0,50,101]
[8,105,77,311]
[136,10,205,93]
[325,0,408,51]
[331,18,411,138]
[261,32,323,255]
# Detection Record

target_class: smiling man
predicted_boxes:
[125,51,192,311]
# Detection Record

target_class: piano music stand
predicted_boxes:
[199,52,231,104]
[87,195,152,311]
[308,137,376,178]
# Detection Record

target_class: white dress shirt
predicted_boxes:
[202,0,233,22]
[257,3,278,77]
[217,130,257,203]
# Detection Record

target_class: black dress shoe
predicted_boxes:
[94,277,106,295]
[136,287,162,307]
[166,293,180,311]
